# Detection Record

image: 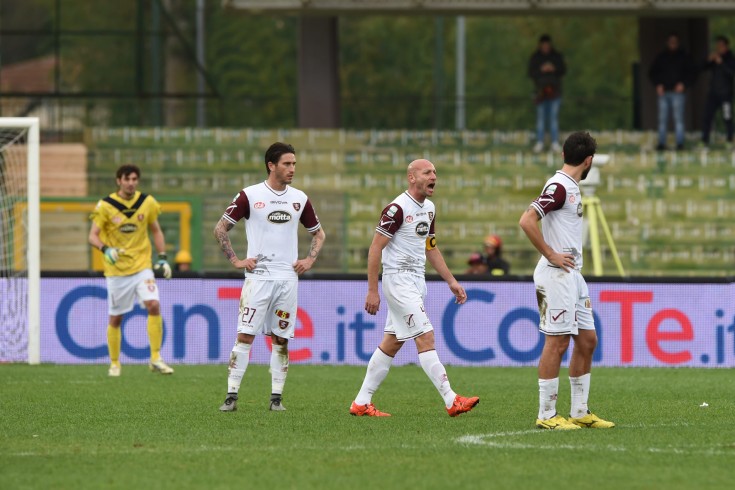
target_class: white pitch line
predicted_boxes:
[456,425,734,456]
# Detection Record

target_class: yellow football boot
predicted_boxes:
[569,412,615,429]
[536,414,581,430]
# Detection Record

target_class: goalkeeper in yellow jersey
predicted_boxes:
[88,164,174,377]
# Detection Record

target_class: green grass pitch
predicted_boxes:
[1,364,733,489]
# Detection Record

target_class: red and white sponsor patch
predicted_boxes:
[254,202,265,209]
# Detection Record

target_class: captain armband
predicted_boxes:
[425,236,437,250]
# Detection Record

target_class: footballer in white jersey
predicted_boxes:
[349,159,479,418]
[214,142,326,413]
[520,131,615,430]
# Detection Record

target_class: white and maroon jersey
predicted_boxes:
[375,191,436,276]
[222,182,321,280]
[530,170,584,270]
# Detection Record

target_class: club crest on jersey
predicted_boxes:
[405,215,414,223]
[428,212,434,221]
[544,183,558,196]
[254,201,265,209]
[267,211,292,224]
[415,221,429,237]
[293,202,301,211]
[278,320,289,329]
[137,213,144,221]
[386,205,398,218]
[275,309,290,320]
[112,216,122,224]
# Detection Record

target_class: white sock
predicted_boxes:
[538,377,559,419]
[270,343,289,396]
[569,373,591,418]
[418,350,456,408]
[354,348,393,405]
[227,342,251,394]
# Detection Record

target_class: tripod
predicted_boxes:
[581,161,626,277]
[582,196,625,276]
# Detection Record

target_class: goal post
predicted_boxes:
[0,117,40,364]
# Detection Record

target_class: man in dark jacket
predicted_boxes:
[649,33,695,151]
[528,34,566,153]
[701,36,735,148]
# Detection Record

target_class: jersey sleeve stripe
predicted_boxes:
[306,223,321,233]
[222,213,237,224]
[375,227,393,238]
[530,202,546,218]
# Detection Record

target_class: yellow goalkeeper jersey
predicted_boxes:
[90,191,161,277]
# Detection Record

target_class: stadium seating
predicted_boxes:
[79,127,735,276]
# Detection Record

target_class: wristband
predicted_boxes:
[157,253,168,261]
[100,245,108,252]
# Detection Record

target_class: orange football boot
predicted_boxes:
[446,394,480,417]
[350,401,391,417]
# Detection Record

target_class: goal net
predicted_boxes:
[0,118,40,364]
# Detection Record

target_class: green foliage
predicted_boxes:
[206,12,298,126]
[1,364,733,489]
[339,16,439,128]
[8,2,734,129]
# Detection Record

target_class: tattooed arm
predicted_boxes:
[213,218,257,271]
[293,227,326,275]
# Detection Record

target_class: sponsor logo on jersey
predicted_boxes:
[386,205,398,218]
[379,215,394,228]
[275,309,290,319]
[415,221,429,237]
[112,216,122,224]
[267,211,292,224]
[270,200,288,205]
[119,223,137,233]
[254,201,265,209]
[576,203,583,217]
[293,202,301,211]
[569,194,575,203]
[428,212,434,221]
[137,213,144,221]
[405,215,414,223]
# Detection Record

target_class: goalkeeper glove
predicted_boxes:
[100,246,119,265]
[154,253,172,279]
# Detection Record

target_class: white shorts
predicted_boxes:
[237,279,298,340]
[533,264,595,336]
[382,273,434,342]
[106,269,159,316]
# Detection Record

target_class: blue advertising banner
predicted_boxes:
[41,278,735,367]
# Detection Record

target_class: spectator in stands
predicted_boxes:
[482,234,510,276]
[528,34,566,154]
[175,249,192,272]
[465,252,489,275]
[700,35,735,149]
[649,33,696,151]
[467,236,511,275]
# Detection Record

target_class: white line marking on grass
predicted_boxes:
[456,425,734,456]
